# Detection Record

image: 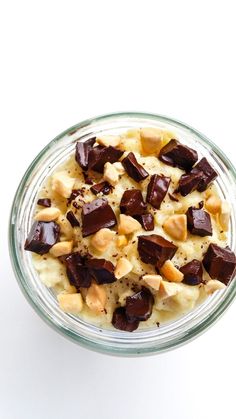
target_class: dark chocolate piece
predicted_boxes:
[82,198,117,237]
[83,172,93,185]
[125,287,154,321]
[88,146,123,173]
[147,174,170,209]
[66,210,80,227]
[86,258,116,284]
[112,307,139,332]
[90,181,113,196]
[63,252,91,289]
[75,137,96,171]
[120,189,147,216]
[67,189,82,205]
[203,244,236,285]
[134,213,154,231]
[186,206,212,236]
[138,234,177,268]
[122,152,149,182]
[180,259,203,285]
[177,171,203,196]
[191,157,218,192]
[159,139,198,171]
[37,198,51,207]
[168,193,179,202]
[24,221,60,255]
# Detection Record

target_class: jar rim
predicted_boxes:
[8,112,236,356]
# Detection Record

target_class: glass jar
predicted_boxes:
[9,112,236,356]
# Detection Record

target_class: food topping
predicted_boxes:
[180,259,203,285]
[146,174,170,209]
[126,287,154,321]
[49,241,73,257]
[120,189,147,216]
[138,234,177,268]
[112,307,139,332]
[35,207,61,222]
[85,258,116,284]
[103,162,119,186]
[163,214,187,241]
[159,139,198,171]
[85,283,107,313]
[177,171,203,196]
[91,228,116,252]
[118,214,141,235]
[186,205,212,236]
[140,127,163,154]
[134,213,154,231]
[24,221,60,255]
[191,157,218,191]
[37,198,51,207]
[203,243,236,285]
[75,137,96,171]
[160,260,184,282]
[122,152,149,182]
[114,258,133,279]
[88,145,123,173]
[57,293,83,315]
[90,181,113,195]
[66,210,80,227]
[82,198,117,237]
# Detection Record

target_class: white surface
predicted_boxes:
[1,1,236,418]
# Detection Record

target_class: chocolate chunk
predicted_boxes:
[75,137,96,171]
[66,210,80,227]
[88,146,123,173]
[177,171,203,196]
[90,181,113,195]
[82,198,117,237]
[67,189,82,205]
[83,172,93,185]
[120,189,147,216]
[191,158,218,192]
[186,206,212,236]
[86,258,116,284]
[122,152,149,182]
[37,198,51,207]
[24,221,60,255]
[147,174,170,209]
[134,213,154,231]
[138,234,177,268]
[180,259,203,285]
[63,252,91,289]
[125,287,154,321]
[168,193,179,202]
[203,244,236,285]
[112,307,139,332]
[159,139,198,171]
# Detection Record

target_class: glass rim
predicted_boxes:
[8,112,236,356]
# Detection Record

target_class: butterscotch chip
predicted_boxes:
[57,293,83,314]
[140,127,163,154]
[49,241,73,257]
[91,228,116,252]
[114,258,133,279]
[142,274,162,291]
[118,214,141,235]
[35,207,61,222]
[163,214,187,241]
[160,260,184,282]
[86,283,107,313]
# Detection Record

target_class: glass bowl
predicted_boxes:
[9,112,236,356]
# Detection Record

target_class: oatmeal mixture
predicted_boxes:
[24,127,236,331]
